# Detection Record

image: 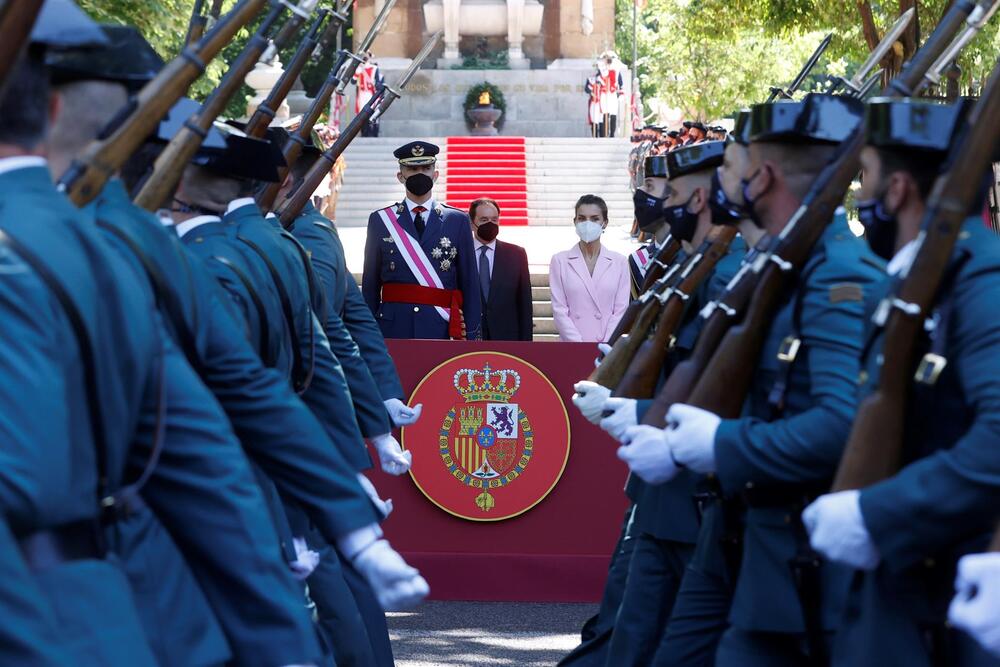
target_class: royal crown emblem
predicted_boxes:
[402,352,570,522]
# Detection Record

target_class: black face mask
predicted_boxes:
[663,194,699,243]
[633,188,667,232]
[476,222,499,242]
[740,168,766,229]
[709,169,744,226]
[405,173,434,197]
[857,196,897,261]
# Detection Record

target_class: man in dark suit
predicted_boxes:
[469,198,533,341]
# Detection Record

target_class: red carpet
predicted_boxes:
[445,136,528,225]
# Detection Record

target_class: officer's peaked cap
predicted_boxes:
[46,25,163,92]
[664,140,725,180]
[749,93,863,145]
[30,0,109,49]
[394,140,439,166]
[865,98,971,155]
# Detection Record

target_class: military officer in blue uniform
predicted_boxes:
[362,140,482,340]
[1,30,322,667]
[615,94,885,665]
[803,98,1000,667]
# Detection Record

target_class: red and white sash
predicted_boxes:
[377,206,450,322]
[631,245,651,277]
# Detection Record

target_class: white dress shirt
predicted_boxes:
[227,197,257,216]
[474,238,496,278]
[0,155,47,176]
[175,215,222,238]
[404,197,435,219]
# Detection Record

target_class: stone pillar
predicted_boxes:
[506,0,529,69]
[439,0,463,67]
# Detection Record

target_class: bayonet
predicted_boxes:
[832,8,915,94]
[767,33,832,102]
[335,0,398,93]
[923,0,1000,89]
[261,0,321,63]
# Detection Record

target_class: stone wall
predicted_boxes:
[343,67,632,137]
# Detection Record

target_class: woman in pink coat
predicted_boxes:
[549,195,631,342]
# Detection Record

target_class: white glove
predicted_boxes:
[288,537,321,580]
[351,539,430,611]
[356,473,393,519]
[801,490,880,570]
[572,381,611,424]
[371,433,412,475]
[664,404,720,474]
[616,425,679,484]
[384,398,422,427]
[949,553,1000,658]
[594,343,613,368]
[600,397,638,442]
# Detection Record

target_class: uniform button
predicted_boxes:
[413,306,420,313]
[858,370,869,385]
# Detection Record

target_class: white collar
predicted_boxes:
[405,197,435,216]
[475,238,497,251]
[226,197,257,216]
[886,239,919,276]
[176,215,222,238]
[0,156,47,176]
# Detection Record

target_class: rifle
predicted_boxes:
[923,0,1000,90]
[603,236,682,343]
[683,0,979,420]
[184,0,208,47]
[828,8,916,95]
[133,2,290,212]
[615,225,738,398]
[261,0,320,64]
[57,0,268,206]
[0,0,44,99]
[333,0,399,95]
[244,8,331,138]
[767,33,832,102]
[832,56,1000,491]
[641,236,772,426]
[276,31,442,226]
[256,0,397,211]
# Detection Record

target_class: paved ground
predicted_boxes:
[387,601,597,666]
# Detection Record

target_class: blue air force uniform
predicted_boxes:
[362,141,482,339]
[712,213,884,665]
[833,219,1000,667]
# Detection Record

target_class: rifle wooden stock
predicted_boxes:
[833,55,1000,492]
[683,0,976,418]
[244,9,329,138]
[616,226,737,398]
[276,85,389,225]
[256,50,351,211]
[184,0,208,46]
[607,257,684,344]
[587,295,663,389]
[640,239,770,427]
[58,0,268,206]
[134,2,287,211]
[0,0,43,98]
[638,235,682,292]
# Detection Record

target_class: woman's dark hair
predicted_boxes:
[574,194,608,221]
[469,197,501,220]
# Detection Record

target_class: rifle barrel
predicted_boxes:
[335,0,399,93]
[58,0,269,206]
[133,2,287,211]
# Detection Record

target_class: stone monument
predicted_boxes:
[345,0,630,137]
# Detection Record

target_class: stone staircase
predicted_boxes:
[334,137,633,229]
[352,271,560,341]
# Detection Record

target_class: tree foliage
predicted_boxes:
[618,0,1000,121]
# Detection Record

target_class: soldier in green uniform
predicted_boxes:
[803,97,1000,667]
[617,94,884,665]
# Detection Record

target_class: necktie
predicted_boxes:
[413,206,426,237]
[479,245,490,301]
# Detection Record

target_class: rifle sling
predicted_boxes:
[237,234,310,393]
[279,229,317,391]
[211,254,276,368]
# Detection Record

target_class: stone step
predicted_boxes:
[531,286,550,299]
[533,317,558,335]
[532,333,561,342]
[532,302,553,317]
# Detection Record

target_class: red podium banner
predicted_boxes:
[374,340,628,603]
